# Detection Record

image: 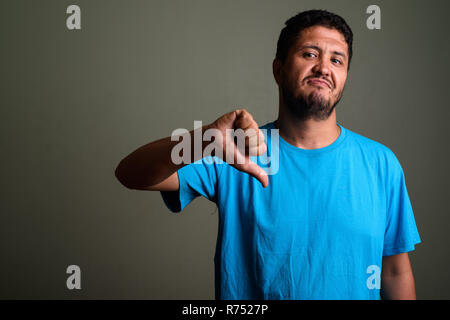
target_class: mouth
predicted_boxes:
[307,78,332,89]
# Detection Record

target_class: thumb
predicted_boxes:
[233,161,269,188]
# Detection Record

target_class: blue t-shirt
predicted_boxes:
[161,121,421,300]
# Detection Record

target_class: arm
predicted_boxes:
[115,124,212,191]
[380,252,417,300]
[114,109,268,191]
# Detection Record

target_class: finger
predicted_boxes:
[230,128,266,157]
[246,129,266,156]
[226,134,269,187]
[234,110,254,130]
[251,129,266,148]
[214,110,238,131]
[248,141,267,156]
[243,127,258,148]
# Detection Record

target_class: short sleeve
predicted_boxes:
[160,156,223,213]
[383,155,421,256]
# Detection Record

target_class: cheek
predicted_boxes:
[283,68,302,88]
[335,72,348,90]
[289,59,310,79]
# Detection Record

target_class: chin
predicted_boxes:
[309,90,329,100]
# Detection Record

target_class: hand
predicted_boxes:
[209,109,269,187]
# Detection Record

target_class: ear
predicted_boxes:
[272,58,282,85]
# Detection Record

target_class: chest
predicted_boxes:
[246,158,387,248]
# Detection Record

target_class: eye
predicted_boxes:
[303,52,317,58]
[331,58,342,65]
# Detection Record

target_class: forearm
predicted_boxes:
[380,271,416,300]
[115,124,212,189]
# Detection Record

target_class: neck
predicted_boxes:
[275,107,341,150]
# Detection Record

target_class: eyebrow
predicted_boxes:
[299,45,347,60]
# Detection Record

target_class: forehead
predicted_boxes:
[293,25,348,52]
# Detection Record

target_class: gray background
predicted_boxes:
[1,0,448,299]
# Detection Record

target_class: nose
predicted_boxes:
[312,56,331,77]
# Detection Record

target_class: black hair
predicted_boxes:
[276,9,353,70]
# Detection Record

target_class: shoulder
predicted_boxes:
[258,121,278,143]
[259,121,276,130]
[344,126,403,174]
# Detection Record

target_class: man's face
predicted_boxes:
[275,26,349,121]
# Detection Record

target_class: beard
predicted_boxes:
[281,78,343,121]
